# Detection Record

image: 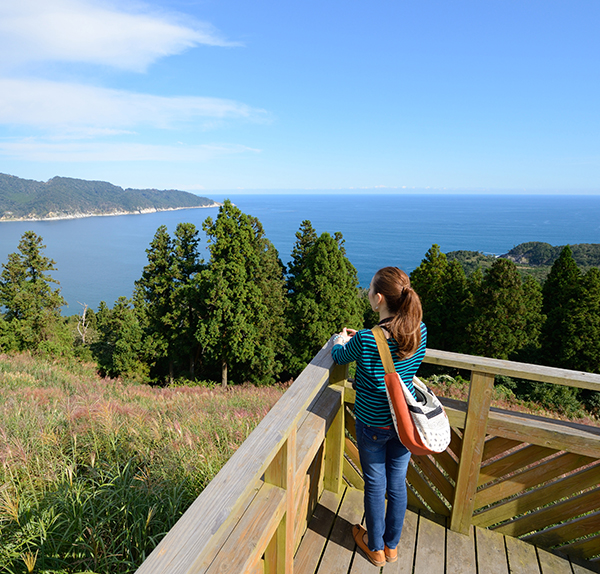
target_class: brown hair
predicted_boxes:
[372,267,423,359]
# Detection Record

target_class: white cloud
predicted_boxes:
[0,0,238,72]
[0,140,261,162]
[0,78,267,133]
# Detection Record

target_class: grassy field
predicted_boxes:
[0,354,284,574]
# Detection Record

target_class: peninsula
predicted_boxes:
[0,173,220,221]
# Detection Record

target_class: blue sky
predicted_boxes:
[0,0,598,193]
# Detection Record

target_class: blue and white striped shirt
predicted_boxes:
[332,323,427,427]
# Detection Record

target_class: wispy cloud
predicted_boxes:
[0,79,267,134]
[0,0,239,72]
[0,141,261,162]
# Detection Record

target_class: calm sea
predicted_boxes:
[1,194,599,312]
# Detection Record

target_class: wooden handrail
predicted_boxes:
[136,341,342,574]
[136,344,600,574]
[423,348,600,391]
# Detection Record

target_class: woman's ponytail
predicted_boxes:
[372,267,423,359]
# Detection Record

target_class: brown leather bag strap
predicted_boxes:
[372,325,396,374]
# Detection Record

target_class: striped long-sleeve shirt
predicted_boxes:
[331,323,427,427]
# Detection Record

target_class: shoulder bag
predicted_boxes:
[372,325,451,455]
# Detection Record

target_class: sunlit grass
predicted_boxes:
[0,353,285,574]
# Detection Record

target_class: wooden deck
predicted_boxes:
[295,486,598,574]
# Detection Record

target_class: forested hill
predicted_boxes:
[0,173,219,221]
[448,241,600,280]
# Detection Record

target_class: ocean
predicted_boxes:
[1,194,600,312]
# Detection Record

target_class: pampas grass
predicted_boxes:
[0,354,284,574]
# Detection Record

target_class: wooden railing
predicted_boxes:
[136,343,600,574]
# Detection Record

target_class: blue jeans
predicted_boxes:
[355,418,411,551]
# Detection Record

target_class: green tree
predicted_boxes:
[0,231,69,353]
[134,226,175,380]
[286,221,363,376]
[171,223,205,378]
[93,298,148,381]
[539,245,581,367]
[134,223,204,382]
[466,258,543,360]
[197,200,287,386]
[410,245,471,351]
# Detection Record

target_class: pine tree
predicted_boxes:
[410,244,449,349]
[410,245,470,351]
[286,222,363,376]
[466,258,543,360]
[171,223,204,378]
[197,200,287,386]
[94,298,148,381]
[134,226,176,381]
[540,245,581,367]
[0,231,67,352]
[563,267,600,373]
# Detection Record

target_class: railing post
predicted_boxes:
[450,370,495,534]
[323,363,347,494]
[264,426,296,574]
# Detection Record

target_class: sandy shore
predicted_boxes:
[0,202,222,222]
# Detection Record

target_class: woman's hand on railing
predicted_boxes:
[332,327,356,346]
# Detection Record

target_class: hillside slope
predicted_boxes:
[0,173,219,221]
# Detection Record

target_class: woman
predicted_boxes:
[331,266,427,567]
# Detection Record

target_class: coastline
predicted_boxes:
[0,202,222,223]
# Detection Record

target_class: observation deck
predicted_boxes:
[136,342,600,574]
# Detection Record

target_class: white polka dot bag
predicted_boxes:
[372,326,451,455]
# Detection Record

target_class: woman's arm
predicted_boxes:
[331,329,363,365]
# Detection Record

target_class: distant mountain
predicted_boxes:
[0,173,220,221]
[447,241,600,281]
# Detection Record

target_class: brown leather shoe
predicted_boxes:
[352,525,385,567]
[385,545,398,562]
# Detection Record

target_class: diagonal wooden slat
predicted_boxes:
[448,427,463,459]
[412,455,455,504]
[556,532,600,561]
[474,463,600,528]
[433,448,458,482]
[478,446,558,487]
[407,483,429,513]
[474,452,595,510]
[482,437,523,463]
[495,487,600,537]
[407,464,450,516]
[524,510,600,548]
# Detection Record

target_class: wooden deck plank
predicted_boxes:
[505,535,540,574]
[294,488,342,574]
[446,523,477,574]
[413,510,446,574]
[476,526,509,574]
[317,487,364,574]
[382,509,418,574]
[537,548,573,574]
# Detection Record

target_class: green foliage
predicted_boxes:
[466,258,544,360]
[410,245,471,351]
[197,200,288,386]
[93,298,149,382]
[286,221,363,376]
[0,231,69,354]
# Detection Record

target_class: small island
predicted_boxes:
[0,173,220,221]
